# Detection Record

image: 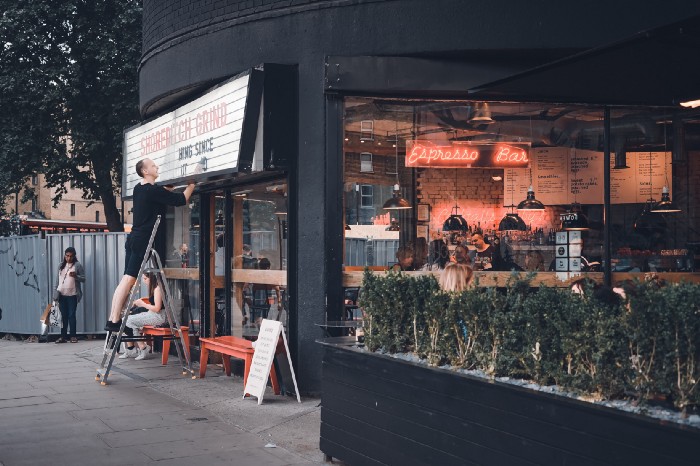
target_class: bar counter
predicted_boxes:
[341,270,700,287]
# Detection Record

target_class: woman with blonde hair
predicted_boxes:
[120,272,165,360]
[439,263,474,292]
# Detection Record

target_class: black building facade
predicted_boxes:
[139,0,700,393]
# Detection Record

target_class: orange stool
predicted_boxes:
[141,325,190,365]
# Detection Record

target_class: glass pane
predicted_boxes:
[231,180,288,339]
[163,196,200,337]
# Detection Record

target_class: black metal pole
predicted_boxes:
[223,189,233,336]
[603,107,612,287]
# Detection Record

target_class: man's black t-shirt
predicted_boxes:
[473,244,497,271]
[130,183,187,244]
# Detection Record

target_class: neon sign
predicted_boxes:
[405,141,530,168]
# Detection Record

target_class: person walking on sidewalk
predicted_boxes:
[105,158,196,332]
[54,247,86,343]
[120,272,165,360]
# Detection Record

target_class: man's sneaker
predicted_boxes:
[118,345,138,359]
[135,345,151,361]
[104,320,122,332]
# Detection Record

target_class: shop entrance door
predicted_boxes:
[205,179,288,340]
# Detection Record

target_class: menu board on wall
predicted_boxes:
[532,148,569,204]
[504,149,672,205]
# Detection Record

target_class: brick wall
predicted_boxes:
[417,168,558,235]
[2,174,132,225]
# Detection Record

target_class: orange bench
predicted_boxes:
[141,325,190,365]
[199,335,284,395]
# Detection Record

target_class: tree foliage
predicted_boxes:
[0,1,142,231]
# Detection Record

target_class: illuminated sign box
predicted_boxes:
[405,141,530,168]
[122,69,263,198]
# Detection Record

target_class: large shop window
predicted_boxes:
[163,197,201,336]
[229,182,288,339]
[342,98,700,277]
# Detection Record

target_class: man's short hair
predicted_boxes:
[136,159,146,177]
[396,246,413,261]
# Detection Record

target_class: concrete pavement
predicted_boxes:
[0,336,331,465]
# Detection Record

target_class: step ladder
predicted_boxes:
[96,215,194,385]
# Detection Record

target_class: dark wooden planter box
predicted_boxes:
[319,338,700,466]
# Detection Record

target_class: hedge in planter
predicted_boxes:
[359,270,700,415]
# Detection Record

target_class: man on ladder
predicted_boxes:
[98,158,197,384]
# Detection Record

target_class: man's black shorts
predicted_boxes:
[124,235,149,278]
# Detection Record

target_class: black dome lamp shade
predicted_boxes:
[498,211,527,232]
[561,202,590,231]
[500,168,527,232]
[442,204,469,234]
[382,184,411,210]
[517,185,545,211]
[651,186,681,213]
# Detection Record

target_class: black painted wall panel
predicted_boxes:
[320,344,700,466]
[140,0,700,393]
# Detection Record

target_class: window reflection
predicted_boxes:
[230,180,288,339]
[164,197,200,337]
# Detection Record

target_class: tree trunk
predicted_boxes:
[100,189,124,232]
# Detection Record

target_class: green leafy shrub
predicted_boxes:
[358,271,700,414]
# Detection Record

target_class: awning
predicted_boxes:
[469,15,700,107]
[325,56,532,98]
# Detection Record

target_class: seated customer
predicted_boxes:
[439,263,474,292]
[412,237,429,270]
[250,257,282,322]
[391,246,415,271]
[453,244,472,266]
[422,239,450,271]
[120,272,165,361]
[470,232,500,271]
[524,250,545,271]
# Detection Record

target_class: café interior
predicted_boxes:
[341,98,700,294]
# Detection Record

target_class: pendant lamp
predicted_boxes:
[517,186,545,211]
[469,102,495,125]
[651,124,681,213]
[443,204,469,236]
[499,211,527,232]
[499,169,527,232]
[651,186,681,213]
[382,123,412,210]
[634,198,667,235]
[385,219,400,231]
[562,202,590,231]
[518,118,545,211]
[382,184,411,210]
[442,169,469,243]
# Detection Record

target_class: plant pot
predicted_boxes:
[319,338,699,466]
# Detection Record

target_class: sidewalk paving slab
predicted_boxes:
[0,338,333,465]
